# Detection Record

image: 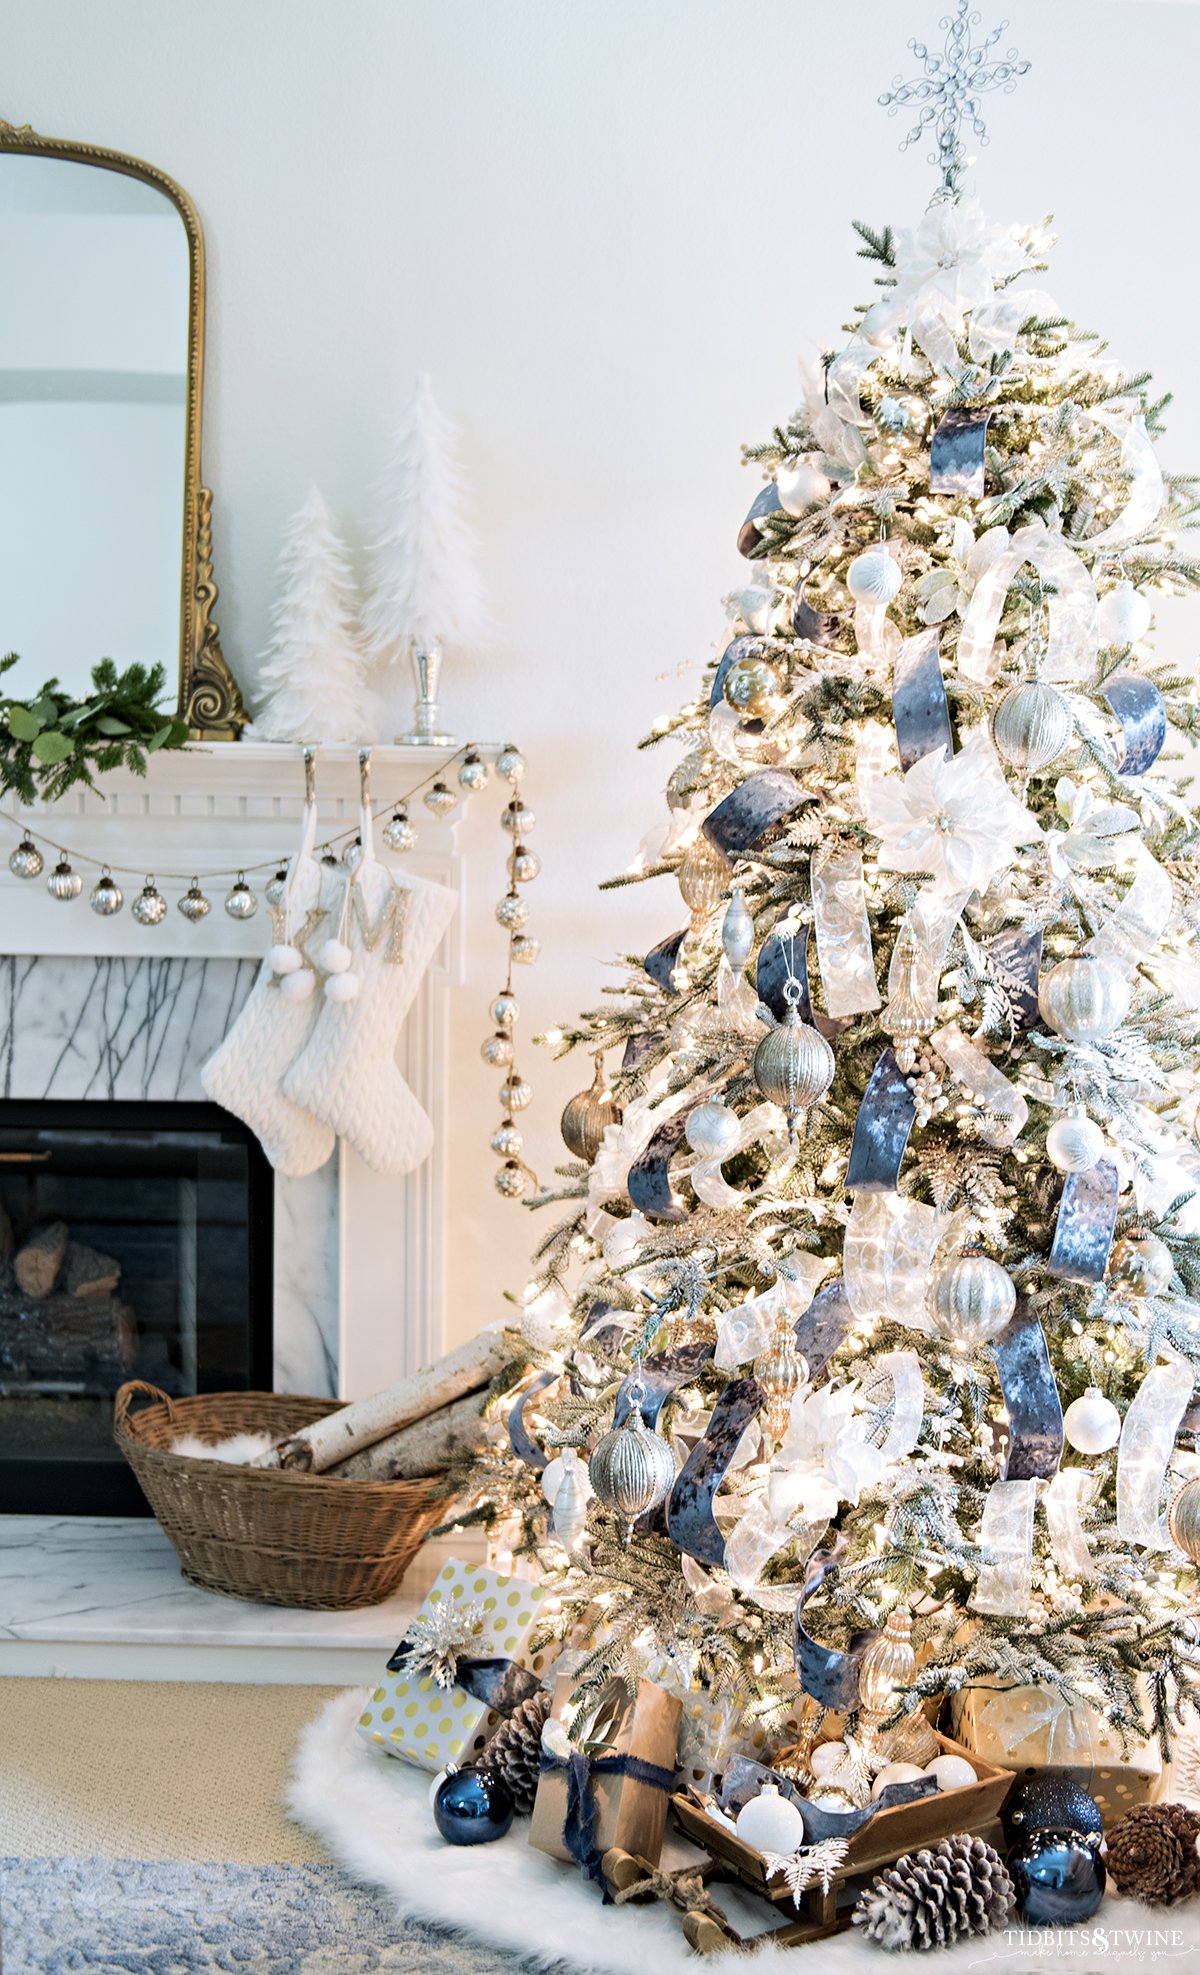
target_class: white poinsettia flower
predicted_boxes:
[886,200,1027,326]
[1045,778,1141,880]
[860,730,1042,896]
[768,1381,888,1527]
[913,521,1010,625]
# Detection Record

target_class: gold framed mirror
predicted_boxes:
[0,117,245,739]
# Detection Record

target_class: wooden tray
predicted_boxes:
[671,1731,1013,1948]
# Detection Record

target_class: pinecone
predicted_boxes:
[478,1690,551,1814]
[853,1834,1015,1953]
[1106,1803,1200,1906]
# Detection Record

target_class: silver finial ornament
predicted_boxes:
[879,1,1031,203]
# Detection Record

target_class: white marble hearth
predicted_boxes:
[0,1517,486,1683]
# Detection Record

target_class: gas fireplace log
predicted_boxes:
[63,1242,121,1300]
[14,1221,69,1299]
[0,1291,136,1383]
[327,1389,490,1480]
[253,1327,515,1473]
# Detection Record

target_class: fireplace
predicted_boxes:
[0,1099,273,1515]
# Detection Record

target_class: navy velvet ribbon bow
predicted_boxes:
[385,1639,542,1717]
[540,1746,676,1902]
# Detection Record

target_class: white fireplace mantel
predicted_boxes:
[0,740,482,1398]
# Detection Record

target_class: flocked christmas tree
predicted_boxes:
[253,485,382,743]
[362,373,486,743]
[459,4,1200,1778]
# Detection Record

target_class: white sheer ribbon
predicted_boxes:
[972,1476,1038,1616]
[1086,411,1165,552]
[1117,1357,1194,1548]
[811,846,881,1017]
[843,1191,942,1335]
[932,1020,1029,1144]
[957,521,1099,687]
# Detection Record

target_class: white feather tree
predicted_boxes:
[253,486,383,744]
[361,375,486,735]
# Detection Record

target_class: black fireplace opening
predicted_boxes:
[0,1100,273,1516]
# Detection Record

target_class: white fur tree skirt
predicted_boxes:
[289,1691,1198,1973]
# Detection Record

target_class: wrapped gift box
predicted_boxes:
[949,1680,1162,1823]
[529,1671,682,1872]
[356,1557,553,1772]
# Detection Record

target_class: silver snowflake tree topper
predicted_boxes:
[880,1,1030,203]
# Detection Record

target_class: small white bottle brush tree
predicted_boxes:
[253,486,383,744]
[361,374,487,744]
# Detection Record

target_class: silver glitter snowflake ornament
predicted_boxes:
[880,1,1031,203]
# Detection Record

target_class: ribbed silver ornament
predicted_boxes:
[588,1394,677,1543]
[991,679,1073,772]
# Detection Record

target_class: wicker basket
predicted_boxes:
[114,1381,447,1610]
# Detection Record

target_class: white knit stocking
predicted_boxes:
[282,845,457,1176]
[201,802,338,1177]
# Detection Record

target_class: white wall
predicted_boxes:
[2,0,1199,1349]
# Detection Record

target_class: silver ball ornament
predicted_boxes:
[9,837,43,880]
[721,888,755,971]
[177,881,211,923]
[89,870,124,916]
[264,866,289,908]
[458,751,490,793]
[46,858,82,902]
[224,876,258,921]
[588,1402,677,1543]
[1063,1387,1121,1455]
[496,891,529,931]
[685,1101,742,1159]
[509,845,541,884]
[499,1074,532,1112]
[491,991,519,1029]
[1046,1113,1104,1174]
[1108,1231,1173,1298]
[481,1031,515,1068]
[1097,579,1152,649]
[510,934,540,965]
[1168,1477,1200,1563]
[776,459,831,516]
[494,1159,530,1199]
[991,680,1074,773]
[501,802,535,835]
[491,1118,523,1158]
[1039,953,1130,1042]
[383,808,417,852]
[424,781,458,817]
[131,879,167,925]
[751,1001,835,1131]
[930,1252,1016,1347]
[847,547,902,605]
[496,744,526,784]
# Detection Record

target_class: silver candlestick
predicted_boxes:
[399,643,456,747]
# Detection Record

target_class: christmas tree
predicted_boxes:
[361,374,486,740]
[460,7,1200,1772]
[253,485,382,744]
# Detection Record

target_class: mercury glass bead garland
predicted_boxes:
[131,878,167,925]
[382,805,417,851]
[482,744,539,1198]
[89,869,123,915]
[224,874,258,920]
[9,835,43,879]
[177,880,211,922]
[46,857,82,901]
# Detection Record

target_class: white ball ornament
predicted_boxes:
[1046,1113,1104,1174]
[1063,1386,1122,1455]
[1038,953,1131,1043]
[734,1783,806,1854]
[324,971,360,1003]
[1097,579,1152,649]
[871,1762,926,1800]
[776,460,831,516]
[279,968,316,1003]
[270,943,303,976]
[809,1741,849,1779]
[847,548,902,606]
[317,938,353,975]
[923,1754,977,1793]
[685,1101,742,1159]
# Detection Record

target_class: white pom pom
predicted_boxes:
[278,967,316,1003]
[317,938,353,975]
[847,548,902,604]
[270,943,302,976]
[324,971,360,1002]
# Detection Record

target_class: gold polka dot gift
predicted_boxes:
[355,1558,553,1772]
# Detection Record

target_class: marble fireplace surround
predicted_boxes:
[0,742,467,1402]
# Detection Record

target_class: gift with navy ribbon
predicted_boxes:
[529,1671,682,1888]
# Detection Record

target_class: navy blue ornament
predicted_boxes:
[433,1764,515,1845]
[1007,1828,1106,1925]
[1003,1774,1104,1846]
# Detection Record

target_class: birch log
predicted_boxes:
[253,1327,512,1472]
[327,1390,489,1480]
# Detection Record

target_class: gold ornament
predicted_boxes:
[991,679,1074,772]
[754,1310,808,1444]
[560,1052,622,1163]
[723,652,783,718]
[752,992,835,1134]
[882,925,937,1072]
[1108,1230,1173,1298]
[856,1604,915,1739]
[1168,1477,1200,1562]
[588,1389,677,1543]
[677,834,730,927]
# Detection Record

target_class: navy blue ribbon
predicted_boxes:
[891,628,953,770]
[666,1374,762,1567]
[643,930,687,994]
[508,1368,555,1471]
[384,1642,543,1716]
[1047,1158,1119,1285]
[845,1046,916,1193]
[702,769,812,858]
[990,1301,1064,1481]
[929,407,994,498]
[541,1746,676,1900]
[738,482,782,557]
[1100,672,1167,776]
